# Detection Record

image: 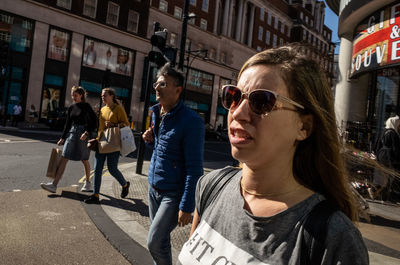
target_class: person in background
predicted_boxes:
[40,86,97,193]
[11,101,22,127]
[28,104,37,128]
[142,63,204,265]
[369,115,400,200]
[84,88,130,204]
[41,88,50,119]
[178,45,368,265]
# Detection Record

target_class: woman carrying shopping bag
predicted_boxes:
[84,88,130,204]
[40,86,97,193]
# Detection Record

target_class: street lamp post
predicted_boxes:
[178,0,190,70]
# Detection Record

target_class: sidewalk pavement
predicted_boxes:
[100,160,400,265]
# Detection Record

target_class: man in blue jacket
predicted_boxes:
[142,63,205,265]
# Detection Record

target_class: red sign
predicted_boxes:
[351,2,400,77]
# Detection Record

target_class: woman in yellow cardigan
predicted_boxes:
[84,88,130,204]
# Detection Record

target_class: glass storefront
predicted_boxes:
[374,69,400,132]
[0,11,34,122]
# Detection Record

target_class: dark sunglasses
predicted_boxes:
[221,85,304,115]
[153,81,167,89]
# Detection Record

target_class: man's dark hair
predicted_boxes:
[157,63,184,87]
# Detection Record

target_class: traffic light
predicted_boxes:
[164,47,177,67]
[149,30,167,67]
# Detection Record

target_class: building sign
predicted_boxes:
[82,38,134,77]
[351,3,400,77]
[48,28,70,62]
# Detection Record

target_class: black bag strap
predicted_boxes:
[301,200,336,265]
[198,166,239,219]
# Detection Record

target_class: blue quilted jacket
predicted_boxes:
[147,100,205,213]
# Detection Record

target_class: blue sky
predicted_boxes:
[324,1,340,53]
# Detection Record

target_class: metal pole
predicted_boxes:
[2,44,11,127]
[178,0,190,70]
[136,59,152,174]
[183,41,191,102]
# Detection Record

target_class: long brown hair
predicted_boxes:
[71,86,86,102]
[102,88,119,104]
[239,44,359,221]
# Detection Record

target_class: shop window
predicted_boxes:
[174,6,182,19]
[159,0,168,12]
[47,28,70,62]
[83,0,97,18]
[56,0,72,10]
[106,1,120,27]
[127,10,139,33]
[40,74,64,120]
[374,69,400,134]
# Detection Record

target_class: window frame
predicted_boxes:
[200,18,208,30]
[106,1,120,27]
[174,6,182,19]
[83,0,98,18]
[159,0,168,12]
[56,0,72,10]
[127,9,139,33]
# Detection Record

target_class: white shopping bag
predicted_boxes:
[120,126,136,156]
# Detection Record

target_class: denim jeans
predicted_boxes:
[93,151,127,194]
[147,186,181,265]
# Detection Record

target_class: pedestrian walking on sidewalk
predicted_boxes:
[84,88,130,204]
[178,45,368,265]
[11,101,22,127]
[142,63,204,265]
[41,86,97,193]
[370,115,400,200]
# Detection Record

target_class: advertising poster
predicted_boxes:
[48,29,70,62]
[82,38,134,77]
[351,3,400,77]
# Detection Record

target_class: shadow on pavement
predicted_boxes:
[100,193,149,217]
[360,214,400,229]
[48,190,89,201]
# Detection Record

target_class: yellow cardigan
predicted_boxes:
[97,103,130,140]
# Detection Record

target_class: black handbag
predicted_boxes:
[87,138,98,152]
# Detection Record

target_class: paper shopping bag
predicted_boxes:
[120,126,136,156]
[98,127,121,154]
[46,148,62,178]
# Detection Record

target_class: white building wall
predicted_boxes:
[26,21,48,115]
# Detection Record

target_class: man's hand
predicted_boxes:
[178,210,192,227]
[142,127,154,143]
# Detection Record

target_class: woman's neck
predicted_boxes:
[241,163,303,198]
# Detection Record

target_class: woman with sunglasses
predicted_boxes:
[178,45,368,264]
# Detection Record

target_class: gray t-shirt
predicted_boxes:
[178,168,369,265]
